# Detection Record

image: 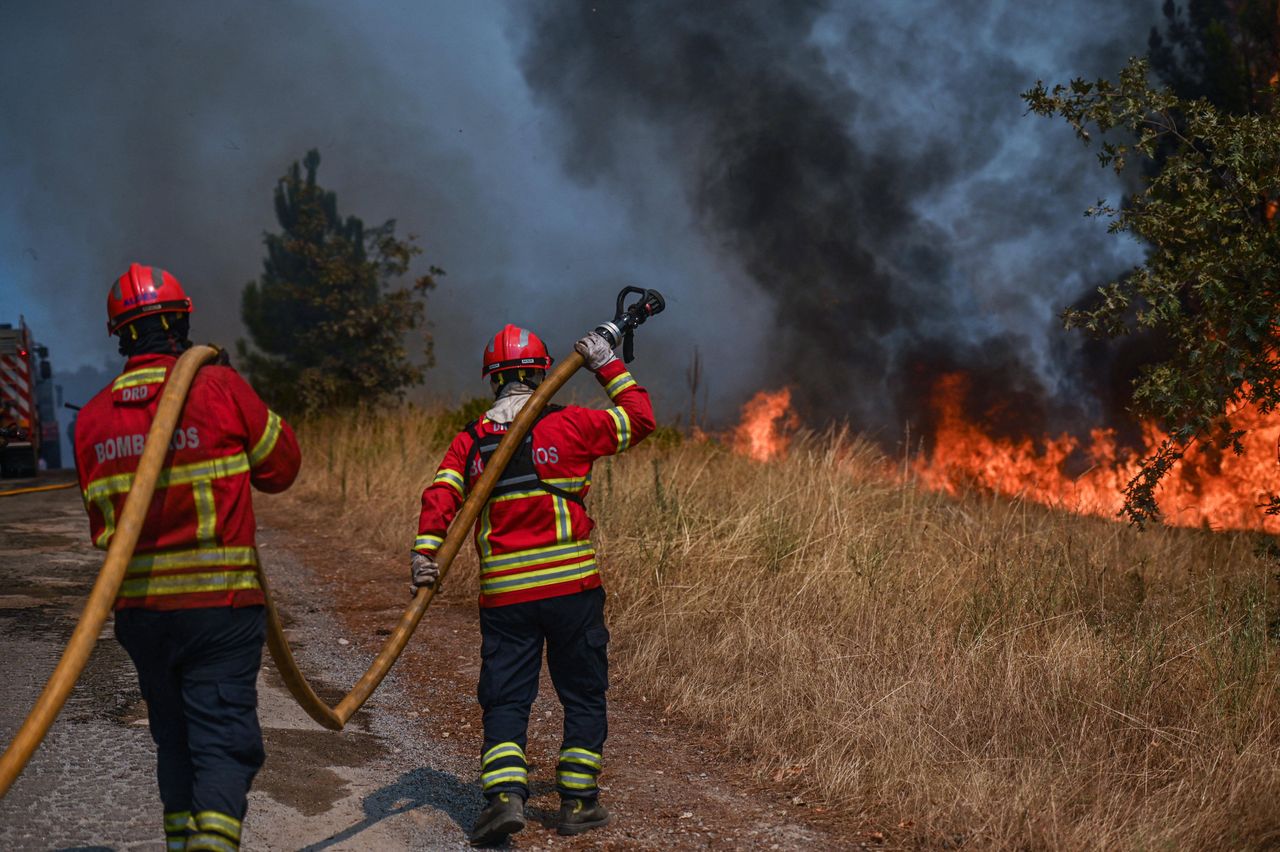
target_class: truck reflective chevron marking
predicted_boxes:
[1,318,57,475]
[0,360,29,409]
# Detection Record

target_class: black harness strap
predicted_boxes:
[463,404,584,506]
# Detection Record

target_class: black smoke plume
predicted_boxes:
[516,1,1163,440]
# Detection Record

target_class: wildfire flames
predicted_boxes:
[731,376,1280,533]
[732,387,801,462]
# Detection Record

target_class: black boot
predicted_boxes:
[557,797,611,836]
[470,791,526,847]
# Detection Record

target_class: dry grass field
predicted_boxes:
[286,406,1280,849]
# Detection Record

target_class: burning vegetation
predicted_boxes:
[289,402,1280,849]
[730,387,800,462]
[729,377,1280,533]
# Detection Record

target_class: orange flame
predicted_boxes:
[912,372,1280,531]
[730,376,1280,532]
[732,388,800,461]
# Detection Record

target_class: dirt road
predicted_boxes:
[0,478,853,850]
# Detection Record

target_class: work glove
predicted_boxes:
[575,331,617,372]
[409,552,441,595]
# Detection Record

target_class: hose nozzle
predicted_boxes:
[594,287,665,362]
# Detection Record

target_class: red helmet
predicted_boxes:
[482,324,552,378]
[106,263,193,335]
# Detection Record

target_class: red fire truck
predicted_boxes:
[0,318,56,478]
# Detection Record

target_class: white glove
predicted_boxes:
[409,552,441,594]
[575,332,617,372]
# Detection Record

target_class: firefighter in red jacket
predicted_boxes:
[74,263,300,852]
[412,325,654,845]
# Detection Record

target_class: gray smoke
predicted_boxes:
[515,1,1161,438]
[2,1,1165,460]
[1,0,778,443]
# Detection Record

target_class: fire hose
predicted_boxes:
[0,286,663,797]
[0,482,78,498]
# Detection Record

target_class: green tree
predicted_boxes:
[1024,59,1280,524]
[238,150,442,415]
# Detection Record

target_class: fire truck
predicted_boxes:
[0,318,60,478]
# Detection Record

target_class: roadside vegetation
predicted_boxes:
[281,406,1280,849]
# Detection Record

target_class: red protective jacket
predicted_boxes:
[416,359,654,607]
[74,353,300,611]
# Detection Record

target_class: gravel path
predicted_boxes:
[0,478,473,850]
[0,479,858,850]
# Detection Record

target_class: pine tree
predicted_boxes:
[238,150,442,414]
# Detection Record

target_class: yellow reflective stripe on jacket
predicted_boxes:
[477,504,494,560]
[126,546,257,577]
[604,370,637,400]
[414,534,444,552]
[551,494,571,542]
[85,452,251,501]
[543,476,587,492]
[489,487,546,503]
[84,470,136,502]
[84,453,251,550]
[111,367,168,392]
[606,406,632,452]
[192,480,217,542]
[433,468,465,496]
[92,496,116,549]
[249,410,282,467]
[484,478,586,506]
[120,569,260,599]
[480,558,598,596]
[480,541,595,574]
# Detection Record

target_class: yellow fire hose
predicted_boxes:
[265,349,589,730]
[0,343,590,794]
[0,482,79,498]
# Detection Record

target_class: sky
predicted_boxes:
[0,0,1164,457]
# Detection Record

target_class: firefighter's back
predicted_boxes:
[75,353,297,611]
[71,263,301,851]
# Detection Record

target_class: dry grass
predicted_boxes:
[285,407,1280,849]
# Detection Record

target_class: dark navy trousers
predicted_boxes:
[478,587,609,799]
[114,605,267,821]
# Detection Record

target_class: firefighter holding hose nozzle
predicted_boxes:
[412,324,655,845]
[73,264,300,852]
